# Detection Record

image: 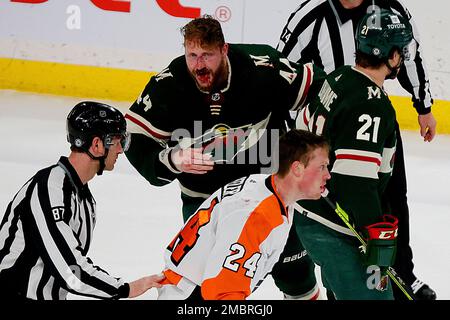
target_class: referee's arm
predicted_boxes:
[24,179,129,299]
[392,0,433,114]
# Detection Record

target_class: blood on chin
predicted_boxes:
[196,77,212,90]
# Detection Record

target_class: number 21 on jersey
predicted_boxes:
[357,114,380,143]
[307,110,380,143]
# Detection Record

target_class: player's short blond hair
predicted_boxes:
[181,14,225,48]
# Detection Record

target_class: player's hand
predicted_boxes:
[128,273,165,298]
[418,112,437,142]
[171,147,215,174]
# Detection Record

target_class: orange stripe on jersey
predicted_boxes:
[160,269,183,286]
[201,194,285,300]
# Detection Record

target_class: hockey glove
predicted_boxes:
[362,214,398,267]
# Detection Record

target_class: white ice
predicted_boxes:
[0,90,449,300]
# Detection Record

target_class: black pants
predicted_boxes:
[385,123,416,300]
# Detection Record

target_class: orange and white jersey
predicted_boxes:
[158,174,293,300]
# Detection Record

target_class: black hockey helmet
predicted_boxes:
[356,8,415,61]
[67,101,130,153]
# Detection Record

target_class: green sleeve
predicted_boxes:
[125,134,176,187]
[125,65,181,187]
[232,44,325,112]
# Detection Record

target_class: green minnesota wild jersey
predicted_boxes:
[295,65,397,230]
[125,44,325,198]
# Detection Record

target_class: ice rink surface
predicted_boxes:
[0,90,449,300]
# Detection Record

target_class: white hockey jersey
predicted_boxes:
[158,174,293,300]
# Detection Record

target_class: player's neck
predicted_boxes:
[354,65,385,88]
[273,174,296,207]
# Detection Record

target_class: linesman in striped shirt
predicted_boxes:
[277,0,436,300]
[0,101,164,300]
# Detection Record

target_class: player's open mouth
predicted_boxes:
[196,69,211,83]
[197,74,210,83]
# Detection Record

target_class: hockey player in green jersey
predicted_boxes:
[125,15,325,299]
[294,9,416,299]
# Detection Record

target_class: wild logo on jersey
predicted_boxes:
[175,113,273,164]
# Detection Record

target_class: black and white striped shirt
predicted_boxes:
[277,0,433,114]
[0,156,128,300]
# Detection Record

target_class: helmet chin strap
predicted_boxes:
[86,149,109,176]
[384,57,403,80]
